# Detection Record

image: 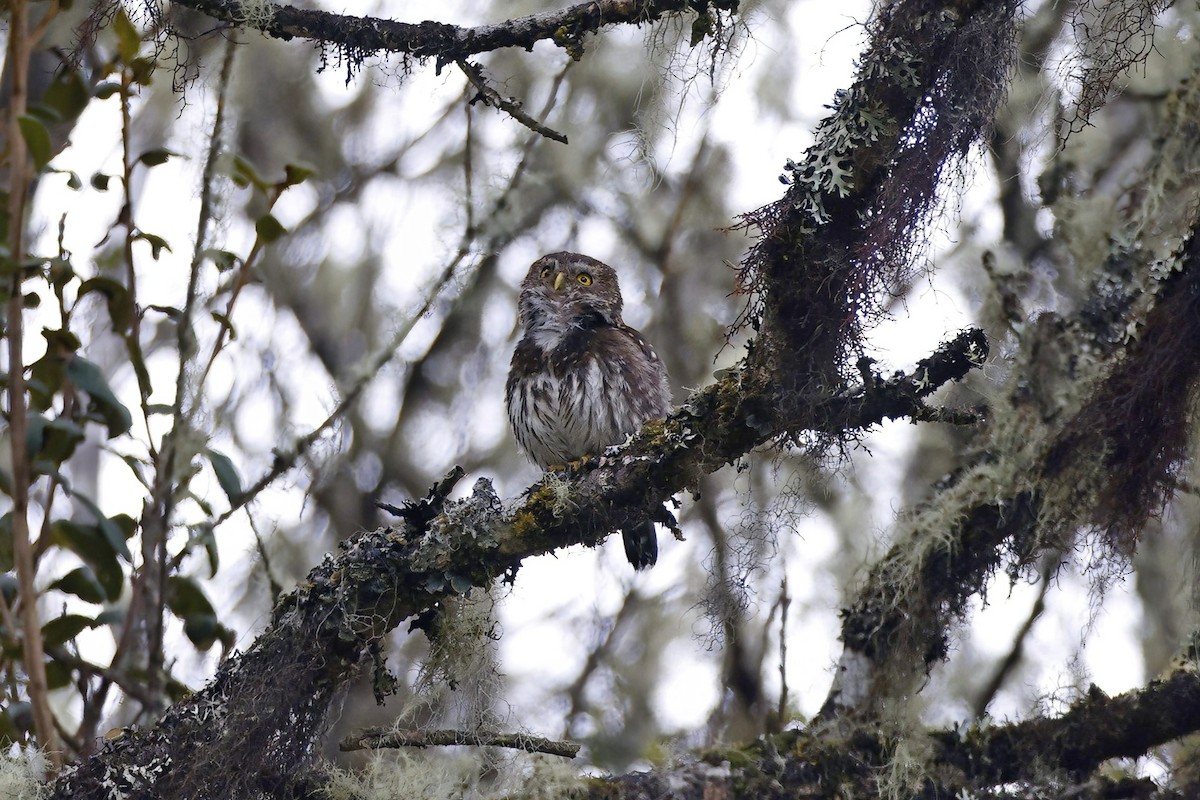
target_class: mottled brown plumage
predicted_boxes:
[506,252,671,568]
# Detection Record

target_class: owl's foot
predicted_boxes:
[547,455,596,474]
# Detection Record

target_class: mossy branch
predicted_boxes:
[826,221,1200,720]
[49,326,987,799]
[339,727,581,758]
[167,0,712,66]
[569,663,1200,798]
[934,665,1200,786]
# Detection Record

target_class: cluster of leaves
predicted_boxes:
[0,7,312,753]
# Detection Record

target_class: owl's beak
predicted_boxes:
[553,272,566,291]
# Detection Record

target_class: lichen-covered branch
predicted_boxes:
[339,727,581,758]
[936,664,1200,787]
[570,658,1200,799]
[48,328,985,799]
[824,176,1200,720]
[737,0,1016,397]
[167,0,721,67]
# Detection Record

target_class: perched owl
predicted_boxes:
[506,252,671,569]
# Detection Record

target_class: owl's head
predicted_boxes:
[517,252,624,335]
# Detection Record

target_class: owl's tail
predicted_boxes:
[622,521,658,570]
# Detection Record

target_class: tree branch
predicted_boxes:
[457,59,568,144]
[49,325,986,799]
[936,663,1200,786]
[168,0,709,67]
[339,727,581,758]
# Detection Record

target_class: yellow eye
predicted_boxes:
[576,272,593,286]
[539,267,553,279]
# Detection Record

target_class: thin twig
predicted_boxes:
[339,727,581,758]
[44,647,158,709]
[777,575,790,726]
[971,554,1060,718]
[210,265,457,529]
[457,59,568,144]
[565,588,643,728]
[179,37,238,424]
[122,53,170,715]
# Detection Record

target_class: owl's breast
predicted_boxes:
[507,329,650,468]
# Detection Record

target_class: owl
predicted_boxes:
[506,252,671,569]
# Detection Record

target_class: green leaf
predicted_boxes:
[196,523,219,578]
[78,276,134,334]
[210,311,236,340]
[202,248,240,272]
[44,417,86,461]
[93,82,121,100]
[132,231,171,260]
[113,8,141,63]
[72,493,133,563]
[42,613,96,648]
[128,57,156,86]
[254,214,286,243]
[18,116,52,169]
[206,448,243,503]
[44,660,72,690]
[146,304,182,320]
[50,520,124,598]
[27,413,85,470]
[166,575,215,618]
[230,153,268,191]
[38,66,90,123]
[94,607,124,627]
[181,489,214,517]
[183,614,221,650]
[50,566,107,604]
[283,162,315,186]
[137,148,178,167]
[66,355,133,438]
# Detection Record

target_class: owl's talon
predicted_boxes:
[548,455,594,474]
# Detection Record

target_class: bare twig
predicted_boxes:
[971,554,1060,718]
[777,575,790,726]
[339,727,581,758]
[565,588,643,729]
[457,59,568,144]
[45,647,158,710]
[180,38,238,421]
